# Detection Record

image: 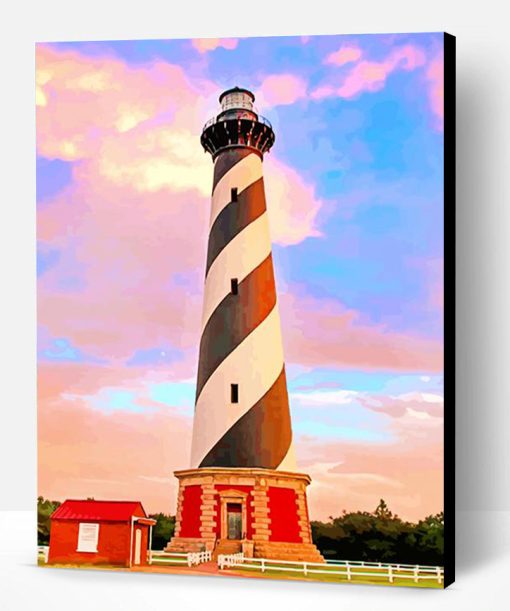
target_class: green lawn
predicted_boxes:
[233,563,443,588]
[38,559,189,569]
[38,555,443,588]
[38,559,124,570]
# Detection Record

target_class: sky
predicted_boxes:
[36,32,444,522]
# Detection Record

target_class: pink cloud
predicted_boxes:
[264,157,323,245]
[36,45,218,161]
[312,44,426,100]
[309,84,336,100]
[426,54,444,129]
[298,401,443,522]
[37,160,323,360]
[36,45,325,363]
[279,287,443,372]
[304,449,443,522]
[256,73,308,108]
[359,391,444,419]
[38,363,192,512]
[37,168,207,362]
[325,45,362,66]
[37,362,443,521]
[191,38,238,54]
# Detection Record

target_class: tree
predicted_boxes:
[148,513,175,550]
[311,499,444,566]
[374,499,393,520]
[37,496,61,545]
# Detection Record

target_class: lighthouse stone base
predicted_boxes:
[165,467,324,563]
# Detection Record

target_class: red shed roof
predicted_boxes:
[51,499,147,522]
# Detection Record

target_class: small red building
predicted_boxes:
[48,499,156,567]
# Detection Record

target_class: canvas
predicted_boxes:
[36,31,455,589]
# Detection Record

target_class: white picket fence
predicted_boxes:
[39,542,441,584]
[148,550,212,567]
[218,554,444,585]
[217,552,244,569]
[38,546,212,568]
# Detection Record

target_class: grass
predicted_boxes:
[38,554,192,571]
[38,554,443,589]
[38,559,124,570]
[232,563,443,588]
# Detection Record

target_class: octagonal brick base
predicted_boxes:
[165,467,324,562]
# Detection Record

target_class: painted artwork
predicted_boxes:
[36,32,455,588]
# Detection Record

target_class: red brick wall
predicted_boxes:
[179,485,202,537]
[268,487,302,543]
[48,520,131,566]
[48,520,151,566]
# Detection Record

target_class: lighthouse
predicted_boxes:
[166,88,323,562]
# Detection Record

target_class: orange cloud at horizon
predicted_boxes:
[38,363,192,514]
[300,409,443,522]
[38,362,443,522]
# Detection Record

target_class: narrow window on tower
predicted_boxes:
[231,187,238,202]
[231,278,238,295]
[231,384,239,404]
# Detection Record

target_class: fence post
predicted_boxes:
[436,566,442,584]
[261,559,265,573]
[303,562,307,577]
[388,565,393,584]
[346,563,351,581]
[414,566,419,583]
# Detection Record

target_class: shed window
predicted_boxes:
[231,383,239,404]
[231,278,239,295]
[77,523,99,552]
[231,187,238,202]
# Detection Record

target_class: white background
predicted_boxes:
[1,0,509,608]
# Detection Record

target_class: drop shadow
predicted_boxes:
[455,54,510,574]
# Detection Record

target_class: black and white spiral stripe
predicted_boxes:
[190,149,296,471]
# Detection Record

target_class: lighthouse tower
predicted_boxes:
[166,88,323,563]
